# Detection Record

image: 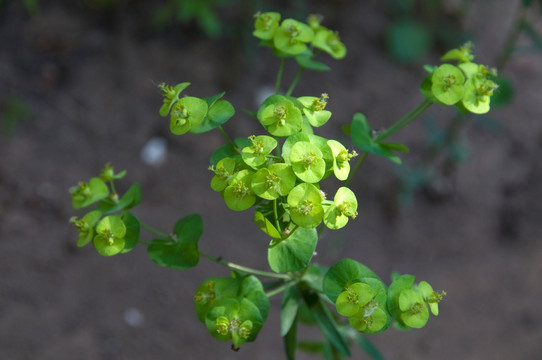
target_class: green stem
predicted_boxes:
[375,99,433,142]
[266,282,292,298]
[218,125,238,152]
[285,67,305,96]
[273,199,282,233]
[200,251,290,280]
[275,57,285,94]
[139,220,170,239]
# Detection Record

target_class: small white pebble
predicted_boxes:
[140,136,167,166]
[123,307,144,327]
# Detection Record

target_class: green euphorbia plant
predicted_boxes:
[68,11,501,359]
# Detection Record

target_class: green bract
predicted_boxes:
[70,210,102,247]
[99,162,126,182]
[251,163,296,200]
[224,169,256,211]
[93,215,126,256]
[169,96,208,135]
[431,64,465,105]
[398,289,429,328]
[205,298,263,347]
[312,28,347,59]
[419,281,446,316]
[253,12,280,40]
[440,42,475,63]
[70,177,109,209]
[158,82,190,117]
[289,141,326,183]
[210,157,236,192]
[287,183,324,228]
[459,64,498,114]
[273,19,314,55]
[327,139,357,181]
[241,135,277,169]
[297,94,332,127]
[324,187,358,230]
[258,95,302,137]
[336,282,374,317]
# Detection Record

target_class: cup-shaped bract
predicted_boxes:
[273,19,314,55]
[431,64,465,105]
[297,94,332,127]
[418,281,446,316]
[170,97,209,135]
[70,210,102,247]
[241,135,278,169]
[398,289,429,328]
[324,187,358,230]
[158,82,190,117]
[335,282,374,317]
[312,28,347,60]
[459,64,498,114]
[258,96,303,137]
[253,12,280,40]
[205,298,264,347]
[289,141,326,183]
[224,170,256,211]
[251,163,296,200]
[210,157,236,192]
[327,140,357,181]
[93,215,126,256]
[287,183,324,228]
[70,177,109,209]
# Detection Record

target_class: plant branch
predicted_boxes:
[286,67,305,96]
[375,98,433,142]
[200,251,290,279]
[275,57,285,94]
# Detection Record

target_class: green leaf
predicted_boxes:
[351,113,405,164]
[303,292,351,357]
[281,285,301,336]
[191,96,235,134]
[322,258,380,303]
[268,227,317,273]
[147,214,202,269]
[283,313,298,360]
[254,211,282,239]
[295,55,331,71]
[120,211,140,253]
[98,183,142,214]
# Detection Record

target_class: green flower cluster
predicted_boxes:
[209,93,358,233]
[323,259,445,334]
[158,82,235,135]
[421,42,499,114]
[193,274,269,348]
[69,163,140,256]
[253,11,346,60]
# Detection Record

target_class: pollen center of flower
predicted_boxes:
[265,174,280,190]
[443,74,457,89]
[303,152,317,167]
[298,200,314,215]
[233,182,249,198]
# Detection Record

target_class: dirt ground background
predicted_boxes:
[1,0,542,359]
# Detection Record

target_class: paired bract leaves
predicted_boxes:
[351,113,409,164]
[147,214,202,269]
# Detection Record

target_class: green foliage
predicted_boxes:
[64,9,517,359]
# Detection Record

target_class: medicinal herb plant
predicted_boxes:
[69,11,499,359]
